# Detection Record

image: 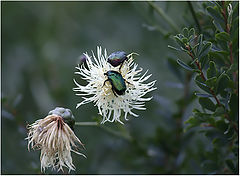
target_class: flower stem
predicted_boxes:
[75,121,132,141]
[147,1,179,32]
[75,122,98,126]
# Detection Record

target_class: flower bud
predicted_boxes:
[48,107,75,130]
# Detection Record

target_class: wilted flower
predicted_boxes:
[26,107,86,172]
[73,46,156,124]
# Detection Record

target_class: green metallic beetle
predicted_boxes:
[103,70,127,97]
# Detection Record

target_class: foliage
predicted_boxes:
[169,1,239,174]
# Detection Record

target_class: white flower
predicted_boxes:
[73,46,156,124]
[26,111,86,172]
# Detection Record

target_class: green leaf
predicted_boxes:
[207,61,217,79]
[206,6,224,23]
[182,37,188,44]
[177,59,193,71]
[174,36,186,49]
[232,2,239,19]
[215,120,228,132]
[184,116,201,131]
[189,28,195,38]
[211,1,222,10]
[193,109,212,121]
[216,73,230,95]
[199,42,212,58]
[200,55,208,69]
[226,64,238,76]
[199,97,216,112]
[205,77,217,90]
[195,78,209,87]
[195,93,213,98]
[213,106,225,116]
[190,57,198,65]
[197,34,203,55]
[226,159,238,174]
[213,20,224,32]
[182,27,189,37]
[195,74,212,94]
[168,45,181,51]
[215,32,231,41]
[192,43,199,51]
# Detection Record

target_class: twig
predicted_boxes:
[186,44,238,133]
[186,45,221,106]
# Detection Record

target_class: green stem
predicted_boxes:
[75,121,132,141]
[75,122,98,126]
[147,1,179,32]
[187,1,202,33]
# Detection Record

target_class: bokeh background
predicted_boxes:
[2,1,223,174]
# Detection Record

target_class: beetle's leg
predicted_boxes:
[119,63,124,73]
[112,89,118,97]
[125,79,133,86]
[102,79,110,88]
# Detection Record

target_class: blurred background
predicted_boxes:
[2,1,217,174]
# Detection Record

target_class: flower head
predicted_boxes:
[73,46,156,124]
[26,107,86,172]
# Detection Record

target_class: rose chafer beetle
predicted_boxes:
[103,70,127,97]
[107,51,128,71]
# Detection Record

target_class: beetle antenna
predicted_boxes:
[127,52,139,59]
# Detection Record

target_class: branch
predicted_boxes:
[185,45,238,133]
[186,45,221,106]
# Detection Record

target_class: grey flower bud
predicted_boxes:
[48,107,75,130]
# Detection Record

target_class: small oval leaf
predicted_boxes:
[199,97,216,112]
[195,93,213,98]
[215,32,231,41]
[177,59,193,71]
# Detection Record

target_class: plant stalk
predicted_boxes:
[186,44,238,133]
[75,121,132,141]
[75,122,98,126]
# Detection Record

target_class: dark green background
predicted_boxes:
[2,1,208,174]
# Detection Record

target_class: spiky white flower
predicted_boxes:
[73,46,156,124]
[26,108,86,172]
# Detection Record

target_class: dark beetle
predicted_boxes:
[103,70,126,96]
[107,51,128,71]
